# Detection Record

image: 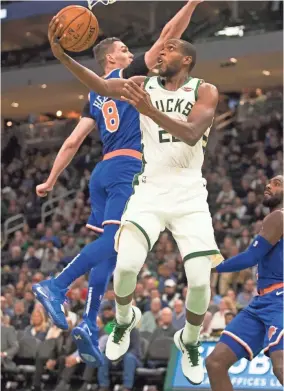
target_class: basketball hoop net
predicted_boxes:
[87,0,116,10]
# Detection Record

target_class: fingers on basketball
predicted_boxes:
[51,5,99,52]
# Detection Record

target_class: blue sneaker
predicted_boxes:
[32,279,68,330]
[71,320,104,367]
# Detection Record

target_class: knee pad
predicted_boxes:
[114,224,148,297]
[184,256,211,315]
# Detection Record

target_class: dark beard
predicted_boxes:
[263,195,282,208]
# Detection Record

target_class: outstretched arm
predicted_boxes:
[36,117,95,197]
[216,210,283,273]
[144,0,203,69]
[48,20,145,98]
[121,80,218,146]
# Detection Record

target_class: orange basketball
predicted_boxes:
[54,5,99,52]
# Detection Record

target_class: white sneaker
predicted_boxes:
[174,328,204,385]
[106,306,141,361]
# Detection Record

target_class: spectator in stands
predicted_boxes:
[3,292,15,317]
[10,300,30,330]
[69,288,85,317]
[140,297,161,333]
[216,180,236,206]
[149,308,175,344]
[41,227,61,248]
[172,299,186,331]
[25,307,49,341]
[24,246,41,270]
[23,290,35,315]
[1,316,19,370]
[236,278,256,307]
[7,245,23,267]
[40,245,60,275]
[161,279,180,309]
[225,311,235,326]
[31,318,78,391]
[134,282,148,313]
[97,328,141,391]
[62,235,81,259]
[209,297,236,335]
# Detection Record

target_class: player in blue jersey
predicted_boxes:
[206,175,283,390]
[32,0,203,367]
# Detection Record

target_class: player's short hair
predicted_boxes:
[179,40,196,71]
[93,37,121,69]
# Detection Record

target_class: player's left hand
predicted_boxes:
[48,17,66,60]
[121,80,154,116]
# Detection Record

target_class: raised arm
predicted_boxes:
[216,210,283,273]
[36,117,96,197]
[48,20,145,98]
[121,80,218,146]
[144,0,203,69]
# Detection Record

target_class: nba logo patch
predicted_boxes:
[268,326,278,341]
[182,87,193,92]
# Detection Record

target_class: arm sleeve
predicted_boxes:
[216,235,273,273]
[81,101,93,119]
[122,53,149,79]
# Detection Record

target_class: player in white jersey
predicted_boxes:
[49,20,223,384]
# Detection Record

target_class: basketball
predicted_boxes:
[53,5,99,52]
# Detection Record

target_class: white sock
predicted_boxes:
[116,301,132,325]
[182,321,201,345]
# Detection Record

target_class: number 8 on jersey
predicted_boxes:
[102,100,120,133]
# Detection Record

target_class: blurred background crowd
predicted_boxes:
[1,86,282,391]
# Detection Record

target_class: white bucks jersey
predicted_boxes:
[140,76,211,170]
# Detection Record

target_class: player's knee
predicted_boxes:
[184,256,211,288]
[206,353,226,374]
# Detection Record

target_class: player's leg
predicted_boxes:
[270,351,283,385]
[71,255,117,367]
[206,305,265,391]
[171,209,223,385]
[205,342,238,391]
[106,212,162,361]
[32,166,117,330]
[261,293,284,385]
[72,176,142,365]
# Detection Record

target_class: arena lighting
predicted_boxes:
[41,84,47,89]
[11,102,19,108]
[230,58,237,63]
[56,110,63,117]
[78,94,84,100]
[7,121,13,127]
[215,25,245,37]
[0,9,7,19]
[262,70,271,76]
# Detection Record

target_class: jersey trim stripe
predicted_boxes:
[126,220,151,250]
[222,330,254,361]
[184,250,221,261]
[194,79,203,101]
[263,330,284,353]
[86,224,104,233]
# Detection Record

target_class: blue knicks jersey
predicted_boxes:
[89,69,141,155]
[257,237,283,290]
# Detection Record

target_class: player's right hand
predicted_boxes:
[48,17,66,60]
[36,182,54,198]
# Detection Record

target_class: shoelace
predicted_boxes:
[184,342,201,367]
[110,320,130,344]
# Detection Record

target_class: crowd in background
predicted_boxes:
[1,88,283,391]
